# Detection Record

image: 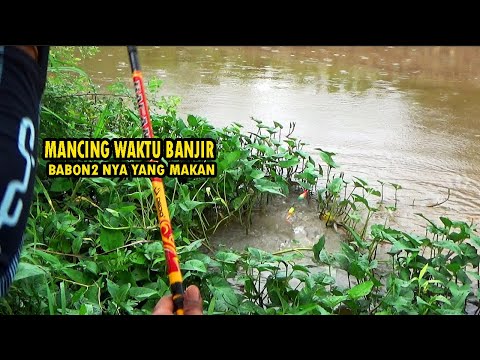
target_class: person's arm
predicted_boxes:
[0,45,49,296]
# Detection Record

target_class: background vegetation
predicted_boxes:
[1,47,478,315]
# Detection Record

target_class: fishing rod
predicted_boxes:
[127,46,184,315]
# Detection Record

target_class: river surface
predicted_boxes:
[79,46,480,252]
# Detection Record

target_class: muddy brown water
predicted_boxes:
[79,46,480,254]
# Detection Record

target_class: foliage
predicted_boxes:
[1,47,478,315]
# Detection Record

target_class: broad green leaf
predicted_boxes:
[426,267,448,283]
[319,249,334,265]
[179,200,206,212]
[79,303,95,315]
[273,121,283,129]
[117,205,137,215]
[321,295,348,309]
[294,149,310,159]
[248,169,265,180]
[433,240,462,254]
[352,194,370,209]
[62,268,91,285]
[390,183,402,190]
[312,272,336,285]
[440,217,453,228]
[84,261,98,275]
[14,262,45,281]
[50,178,73,192]
[467,271,480,281]
[367,188,381,197]
[431,295,451,305]
[182,260,207,273]
[447,283,470,311]
[292,264,310,273]
[107,279,131,304]
[347,280,374,299]
[318,149,338,168]
[207,296,217,315]
[72,236,82,254]
[312,235,326,261]
[471,235,480,249]
[215,251,241,264]
[344,224,368,249]
[89,177,117,187]
[129,287,158,300]
[106,208,120,217]
[99,228,125,252]
[419,263,429,281]
[247,247,272,261]
[208,276,239,312]
[34,249,62,268]
[327,178,343,194]
[129,252,146,265]
[353,176,368,187]
[253,178,285,196]
[279,158,300,168]
[219,150,243,172]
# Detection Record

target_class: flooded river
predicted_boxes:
[80,46,480,252]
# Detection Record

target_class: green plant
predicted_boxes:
[1,47,478,315]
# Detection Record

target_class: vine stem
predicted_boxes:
[272,247,312,255]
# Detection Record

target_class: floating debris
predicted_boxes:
[286,207,295,221]
[298,190,308,201]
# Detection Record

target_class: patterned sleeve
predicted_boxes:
[0,46,49,296]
